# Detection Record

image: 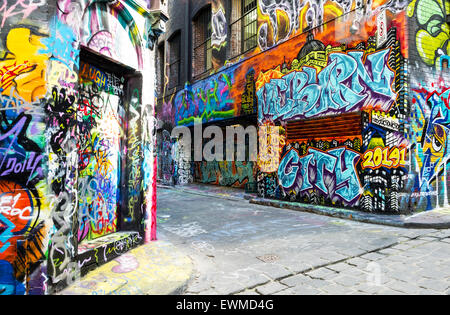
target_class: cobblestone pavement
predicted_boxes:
[157,188,450,295]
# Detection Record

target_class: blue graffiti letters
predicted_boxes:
[258,49,397,122]
[278,146,362,204]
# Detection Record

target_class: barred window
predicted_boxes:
[230,0,257,59]
[192,6,212,79]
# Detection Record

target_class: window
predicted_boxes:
[168,32,181,89]
[230,0,257,58]
[442,57,449,71]
[192,6,212,78]
[157,43,165,93]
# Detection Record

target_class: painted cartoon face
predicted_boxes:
[408,0,450,67]
[424,124,447,165]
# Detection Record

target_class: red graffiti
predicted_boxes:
[0,61,34,92]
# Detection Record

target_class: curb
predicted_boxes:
[250,198,450,230]
[58,240,194,295]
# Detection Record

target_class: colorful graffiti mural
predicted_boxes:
[407,78,450,210]
[77,61,125,243]
[0,0,162,295]
[277,138,363,206]
[407,0,450,67]
[194,160,257,188]
[174,66,237,126]
[159,129,175,185]
[258,123,285,173]
[156,0,416,214]
[257,47,397,122]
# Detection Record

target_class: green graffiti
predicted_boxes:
[408,0,450,66]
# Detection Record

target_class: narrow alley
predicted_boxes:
[157,187,450,295]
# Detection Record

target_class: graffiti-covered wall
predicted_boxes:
[255,3,409,213]
[155,0,450,213]
[0,0,165,295]
[0,3,53,295]
[156,0,415,211]
[406,0,450,212]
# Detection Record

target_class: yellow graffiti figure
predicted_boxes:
[0,28,48,102]
[408,0,450,67]
[422,124,448,168]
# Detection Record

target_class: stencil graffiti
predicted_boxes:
[211,6,227,49]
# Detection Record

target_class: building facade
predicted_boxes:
[156,0,450,215]
[0,0,167,295]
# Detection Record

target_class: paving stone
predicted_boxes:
[317,252,349,263]
[306,268,338,280]
[326,262,352,273]
[212,281,248,295]
[187,281,213,293]
[272,288,297,295]
[418,268,447,280]
[416,288,443,296]
[196,289,219,295]
[236,273,271,289]
[338,267,367,278]
[346,257,371,268]
[354,283,385,295]
[282,262,314,274]
[391,243,411,251]
[418,236,441,241]
[235,290,261,295]
[332,275,363,287]
[404,239,430,247]
[377,248,402,256]
[253,263,293,281]
[386,272,417,284]
[280,274,312,287]
[385,281,421,295]
[320,283,356,295]
[335,248,367,257]
[255,282,288,295]
[377,288,405,295]
[300,277,330,288]
[360,252,387,261]
[381,255,408,263]
[417,279,449,292]
[289,285,322,295]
